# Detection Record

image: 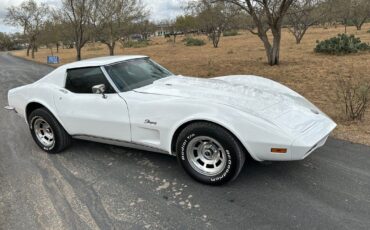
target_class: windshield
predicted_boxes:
[104,58,173,92]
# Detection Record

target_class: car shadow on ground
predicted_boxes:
[64,139,304,189]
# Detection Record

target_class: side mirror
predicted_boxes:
[92,84,107,99]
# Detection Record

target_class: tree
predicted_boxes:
[325,0,370,33]
[0,33,15,51]
[287,0,324,44]
[188,0,238,48]
[61,0,93,60]
[133,20,157,40]
[38,18,63,54]
[329,0,354,33]
[5,0,48,58]
[175,15,198,35]
[162,19,179,44]
[221,0,295,65]
[60,22,76,49]
[351,0,370,30]
[93,0,146,56]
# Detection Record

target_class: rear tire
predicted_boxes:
[28,108,71,153]
[176,122,245,185]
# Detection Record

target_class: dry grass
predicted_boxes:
[12,24,370,146]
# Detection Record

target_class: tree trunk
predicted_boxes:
[56,43,59,53]
[26,44,31,56]
[259,34,272,65]
[261,28,281,66]
[108,42,115,56]
[263,42,280,66]
[92,37,96,48]
[31,45,35,59]
[295,37,301,44]
[356,18,367,31]
[109,46,114,56]
[259,31,280,66]
[271,35,281,65]
[295,29,308,45]
[212,31,221,48]
[76,46,82,61]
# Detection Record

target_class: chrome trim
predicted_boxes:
[100,58,174,93]
[103,57,149,67]
[33,117,55,148]
[100,66,121,93]
[186,136,227,176]
[72,134,170,155]
[91,84,107,99]
[4,106,16,112]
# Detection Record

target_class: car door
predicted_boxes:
[54,66,131,141]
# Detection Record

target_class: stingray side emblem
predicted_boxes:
[144,119,157,125]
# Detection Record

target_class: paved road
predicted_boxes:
[0,52,369,230]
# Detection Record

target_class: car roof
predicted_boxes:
[63,55,148,69]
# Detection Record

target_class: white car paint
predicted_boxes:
[7,55,336,161]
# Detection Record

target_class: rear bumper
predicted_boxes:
[4,105,24,120]
[290,118,336,160]
[4,106,17,113]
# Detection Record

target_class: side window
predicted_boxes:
[65,67,115,94]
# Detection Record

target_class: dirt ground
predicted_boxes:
[12,24,370,146]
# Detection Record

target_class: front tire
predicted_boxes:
[176,122,245,185]
[28,108,71,153]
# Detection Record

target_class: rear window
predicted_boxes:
[65,67,115,94]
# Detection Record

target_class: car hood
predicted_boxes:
[134,75,335,134]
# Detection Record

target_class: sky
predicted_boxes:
[0,0,187,33]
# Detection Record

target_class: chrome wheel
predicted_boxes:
[186,136,227,176]
[33,117,55,148]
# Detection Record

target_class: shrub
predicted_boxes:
[335,76,370,121]
[367,29,370,33]
[183,37,206,46]
[124,40,149,48]
[315,34,370,55]
[223,30,239,37]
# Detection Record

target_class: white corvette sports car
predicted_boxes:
[6,56,336,185]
